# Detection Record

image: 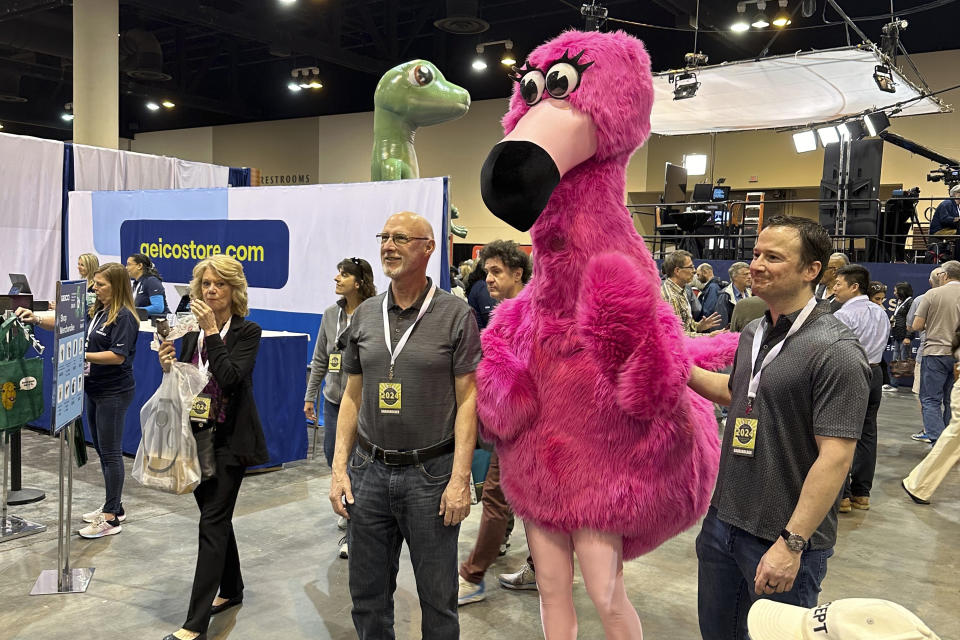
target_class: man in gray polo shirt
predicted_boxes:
[328,211,481,639]
[688,216,870,640]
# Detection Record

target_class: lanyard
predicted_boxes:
[197,318,231,374]
[382,285,435,381]
[86,311,105,343]
[746,296,818,412]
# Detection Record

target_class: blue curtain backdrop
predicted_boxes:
[228,167,251,187]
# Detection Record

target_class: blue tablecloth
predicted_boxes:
[30,328,308,468]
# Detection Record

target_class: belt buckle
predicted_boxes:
[382,449,403,466]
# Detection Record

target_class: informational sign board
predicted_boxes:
[51,280,87,435]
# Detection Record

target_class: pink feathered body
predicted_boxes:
[476,30,739,560]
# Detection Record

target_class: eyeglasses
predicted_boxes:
[376,233,430,246]
[677,265,696,271]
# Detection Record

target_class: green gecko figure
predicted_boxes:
[372,59,471,238]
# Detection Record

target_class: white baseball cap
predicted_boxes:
[747,598,940,640]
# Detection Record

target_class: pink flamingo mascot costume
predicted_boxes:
[477,30,739,638]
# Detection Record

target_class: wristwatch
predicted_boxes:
[780,529,806,553]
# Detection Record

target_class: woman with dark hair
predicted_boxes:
[158,254,268,640]
[126,253,170,316]
[19,263,139,538]
[304,257,376,559]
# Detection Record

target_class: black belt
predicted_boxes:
[870,363,882,368]
[357,433,455,466]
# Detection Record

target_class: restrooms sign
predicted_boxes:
[120,219,290,288]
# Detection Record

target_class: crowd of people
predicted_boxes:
[12,211,953,640]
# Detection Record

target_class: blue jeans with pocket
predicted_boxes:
[919,354,955,441]
[696,507,833,640]
[346,446,460,639]
[86,388,134,516]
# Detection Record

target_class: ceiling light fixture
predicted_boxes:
[772,0,790,26]
[290,67,322,91]
[731,2,749,31]
[672,71,700,100]
[146,101,160,111]
[287,82,301,92]
[61,102,74,122]
[0,122,4,129]
[864,111,891,137]
[471,58,487,71]
[278,0,296,5]
[751,11,770,28]
[474,39,515,72]
[161,100,175,109]
[792,130,817,153]
[873,64,896,93]
[501,40,516,66]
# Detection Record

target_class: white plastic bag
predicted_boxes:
[133,361,210,494]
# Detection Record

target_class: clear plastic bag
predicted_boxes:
[133,361,210,494]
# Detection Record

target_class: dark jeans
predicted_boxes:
[845,365,883,498]
[696,508,832,640]
[460,452,513,584]
[184,447,246,634]
[322,398,339,468]
[919,354,955,440]
[347,447,460,640]
[86,388,134,515]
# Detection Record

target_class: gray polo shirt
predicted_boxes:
[714,299,870,550]
[341,278,481,450]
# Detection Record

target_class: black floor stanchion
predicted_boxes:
[0,429,46,543]
[6,429,45,505]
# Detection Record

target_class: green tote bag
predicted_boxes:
[0,316,44,432]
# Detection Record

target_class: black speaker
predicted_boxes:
[819,138,883,236]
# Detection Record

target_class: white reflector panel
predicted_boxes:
[650,46,948,136]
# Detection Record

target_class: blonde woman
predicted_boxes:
[18,263,139,538]
[78,253,99,292]
[158,254,267,640]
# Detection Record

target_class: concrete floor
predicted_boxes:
[0,389,957,640]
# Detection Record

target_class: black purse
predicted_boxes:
[192,423,217,481]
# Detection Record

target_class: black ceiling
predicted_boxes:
[0,0,956,141]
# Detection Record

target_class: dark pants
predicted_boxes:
[460,452,513,584]
[845,365,883,498]
[919,354,955,440]
[347,447,460,640]
[696,508,832,640]
[184,447,246,634]
[86,389,134,515]
[322,398,339,468]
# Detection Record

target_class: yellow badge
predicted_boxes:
[378,382,401,414]
[328,352,342,372]
[190,394,212,422]
[731,417,758,457]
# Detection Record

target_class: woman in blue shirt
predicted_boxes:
[126,253,170,316]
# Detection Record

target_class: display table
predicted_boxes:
[30,324,308,468]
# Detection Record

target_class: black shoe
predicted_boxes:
[162,634,206,640]
[210,593,243,615]
[901,480,930,505]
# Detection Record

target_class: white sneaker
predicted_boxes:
[78,514,122,539]
[882,384,897,392]
[82,506,126,523]
[457,577,486,606]
[498,563,537,591]
[337,515,348,531]
[338,536,348,559]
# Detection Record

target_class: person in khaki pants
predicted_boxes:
[903,359,960,504]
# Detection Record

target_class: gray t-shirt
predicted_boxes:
[342,279,481,450]
[714,300,870,549]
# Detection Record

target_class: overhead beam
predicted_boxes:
[0,0,68,24]
[125,0,390,75]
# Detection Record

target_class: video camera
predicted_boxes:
[927,166,960,187]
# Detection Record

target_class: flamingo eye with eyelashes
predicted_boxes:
[545,62,579,99]
[516,68,546,106]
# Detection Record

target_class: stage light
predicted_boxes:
[793,130,817,153]
[864,111,891,137]
[290,67,322,91]
[838,120,867,140]
[816,126,839,146]
[161,100,175,109]
[873,64,896,93]
[472,58,487,71]
[751,12,769,28]
[673,71,700,100]
[501,40,516,66]
[146,101,160,111]
[772,0,790,26]
[683,153,708,176]
[731,20,750,32]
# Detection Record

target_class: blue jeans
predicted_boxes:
[86,389,134,515]
[322,398,339,468]
[347,447,459,639]
[919,354,955,440]
[696,508,832,640]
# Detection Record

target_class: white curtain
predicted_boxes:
[119,150,177,190]
[174,159,230,189]
[73,144,123,191]
[0,132,65,301]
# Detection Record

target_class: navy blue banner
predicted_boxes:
[120,219,290,288]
